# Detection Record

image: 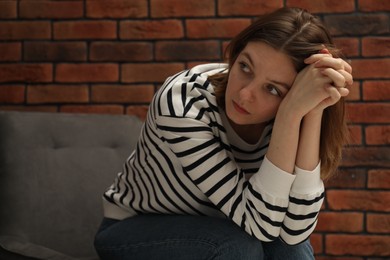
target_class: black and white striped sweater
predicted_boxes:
[103,63,325,245]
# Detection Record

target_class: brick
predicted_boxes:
[120,20,184,40]
[363,81,390,101]
[352,58,390,79]
[156,41,220,61]
[186,19,251,39]
[60,105,124,114]
[121,63,185,83]
[324,169,366,189]
[365,125,390,145]
[346,103,390,123]
[341,147,390,168]
[327,190,390,211]
[0,64,52,83]
[346,81,361,101]
[151,0,215,17]
[0,106,57,113]
[310,233,323,254]
[218,0,282,16]
[91,85,155,103]
[54,21,116,40]
[126,105,149,121]
[315,212,363,232]
[367,213,390,233]
[0,22,51,40]
[0,43,21,61]
[86,0,147,18]
[27,85,89,104]
[326,234,390,256]
[362,37,390,57]
[0,1,17,18]
[324,14,389,36]
[24,42,87,62]
[347,124,363,145]
[333,37,360,57]
[359,0,390,11]
[222,41,230,55]
[90,42,153,62]
[368,169,390,189]
[186,61,210,70]
[0,85,25,103]
[286,0,355,13]
[56,64,118,83]
[20,0,83,19]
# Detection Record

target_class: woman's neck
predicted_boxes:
[228,119,266,144]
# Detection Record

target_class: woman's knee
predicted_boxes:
[214,238,264,260]
[208,219,264,260]
[262,238,314,260]
[94,215,264,260]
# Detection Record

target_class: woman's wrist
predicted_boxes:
[304,108,324,124]
[277,98,305,123]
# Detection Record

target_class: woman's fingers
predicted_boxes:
[301,50,353,112]
[338,69,354,86]
[312,85,348,112]
[343,59,352,74]
[304,53,332,64]
[305,53,353,74]
[337,86,350,97]
[322,86,342,108]
[320,68,347,88]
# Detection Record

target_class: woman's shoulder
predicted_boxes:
[189,63,228,76]
[163,63,227,91]
[154,63,227,118]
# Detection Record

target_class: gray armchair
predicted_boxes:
[0,111,143,259]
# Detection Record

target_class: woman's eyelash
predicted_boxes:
[267,85,281,96]
[239,62,250,72]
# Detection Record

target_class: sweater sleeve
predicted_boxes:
[280,163,325,244]
[156,114,322,243]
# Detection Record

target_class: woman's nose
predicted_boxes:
[239,84,256,103]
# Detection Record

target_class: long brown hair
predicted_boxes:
[209,7,348,179]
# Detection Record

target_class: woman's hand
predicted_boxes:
[280,51,353,118]
[304,50,353,115]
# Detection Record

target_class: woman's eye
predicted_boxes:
[267,85,281,97]
[239,62,250,73]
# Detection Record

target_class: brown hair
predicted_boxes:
[209,7,348,179]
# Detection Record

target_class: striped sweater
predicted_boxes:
[103,63,325,245]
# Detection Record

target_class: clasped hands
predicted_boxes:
[284,49,353,117]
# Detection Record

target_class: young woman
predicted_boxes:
[95,7,353,260]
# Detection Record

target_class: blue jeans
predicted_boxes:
[94,215,314,260]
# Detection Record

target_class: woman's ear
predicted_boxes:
[319,48,330,54]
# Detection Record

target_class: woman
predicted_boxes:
[95,7,353,259]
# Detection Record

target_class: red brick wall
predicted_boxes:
[1,0,389,258]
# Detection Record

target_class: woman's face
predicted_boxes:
[225,41,297,128]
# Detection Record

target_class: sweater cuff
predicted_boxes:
[252,156,296,199]
[291,162,324,194]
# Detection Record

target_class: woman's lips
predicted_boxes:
[233,101,250,114]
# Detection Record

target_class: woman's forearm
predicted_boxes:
[296,111,323,171]
[265,103,302,174]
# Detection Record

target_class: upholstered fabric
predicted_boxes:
[0,111,143,259]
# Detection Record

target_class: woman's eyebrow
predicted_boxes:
[241,51,291,90]
[269,80,291,90]
[241,52,254,66]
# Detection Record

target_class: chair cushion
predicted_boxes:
[0,111,142,259]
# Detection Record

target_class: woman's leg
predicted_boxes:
[94,215,264,260]
[262,237,315,260]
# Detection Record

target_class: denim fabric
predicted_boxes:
[94,215,314,260]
